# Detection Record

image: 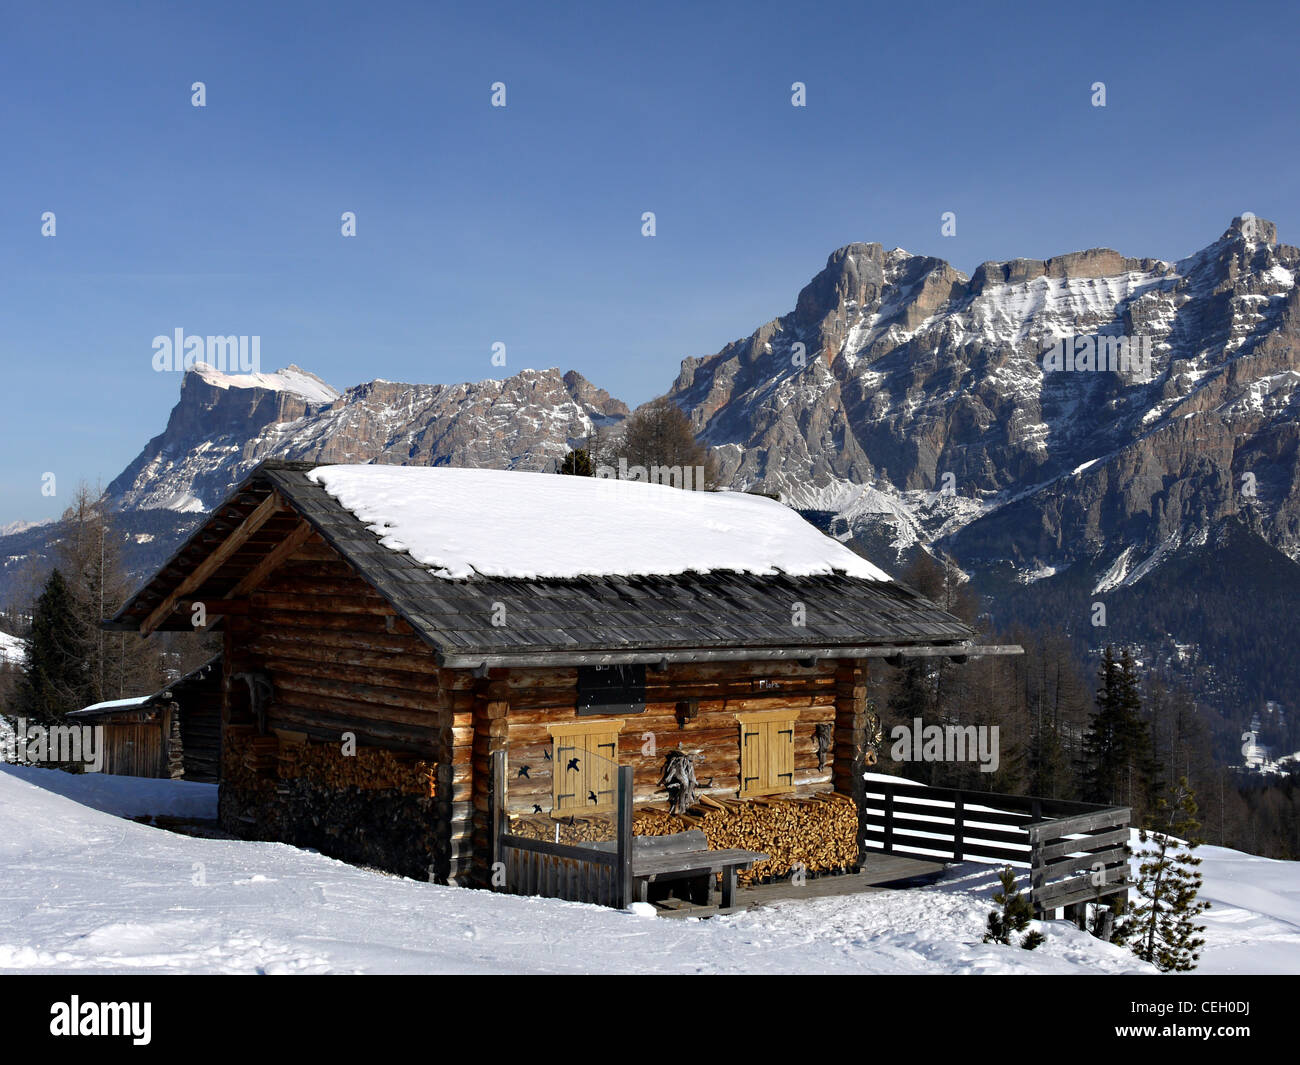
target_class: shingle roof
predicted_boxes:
[108,461,987,667]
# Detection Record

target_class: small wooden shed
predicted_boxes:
[105,460,1016,887]
[69,654,222,781]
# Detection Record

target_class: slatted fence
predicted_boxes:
[861,778,1129,916]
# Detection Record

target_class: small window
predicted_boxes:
[548,719,625,814]
[736,710,798,797]
[577,664,646,716]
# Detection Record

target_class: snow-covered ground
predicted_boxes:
[0,766,1293,975]
[0,630,25,666]
[0,763,216,820]
[1177,843,1300,974]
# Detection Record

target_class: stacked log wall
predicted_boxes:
[832,659,870,863]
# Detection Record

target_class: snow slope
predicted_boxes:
[0,631,25,666]
[3,768,1293,974]
[308,464,891,581]
[0,763,216,820]
[1168,843,1300,975]
[0,766,1147,975]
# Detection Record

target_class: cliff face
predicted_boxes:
[664,217,1300,590]
[107,365,341,512]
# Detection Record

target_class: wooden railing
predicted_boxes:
[861,778,1129,917]
[491,750,634,907]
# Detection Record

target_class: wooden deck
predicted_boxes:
[653,853,946,917]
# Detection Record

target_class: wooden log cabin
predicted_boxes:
[68,654,222,781]
[105,460,1017,888]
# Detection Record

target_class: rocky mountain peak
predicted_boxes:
[662,217,1300,591]
[107,364,627,514]
[794,243,888,329]
[1225,214,1278,245]
[562,370,631,423]
[182,362,340,405]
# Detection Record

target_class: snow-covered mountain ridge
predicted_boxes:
[106,365,628,513]
[666,216,1300,588]
[92,216,1300,602]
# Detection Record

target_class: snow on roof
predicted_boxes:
[307,464,891,582]
[69,695,153,717]
[192,363,340,405]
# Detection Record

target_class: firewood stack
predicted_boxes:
[275,740,436,796]
[242,735,280,772]
[633,792,859,883]
[226,727,436,796]
[508,815,616,844]
[509,792,859,883]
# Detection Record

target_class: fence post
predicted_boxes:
[953,791,964,862]
[615,765,634,908]
[490,749,505,889]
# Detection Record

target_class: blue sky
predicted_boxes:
[1,0,1297,524]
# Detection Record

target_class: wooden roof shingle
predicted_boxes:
[107,461,1003,668]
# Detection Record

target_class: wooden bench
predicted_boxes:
[589,830,766,909]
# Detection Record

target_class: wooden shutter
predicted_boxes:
[736,710,799,797]
[548,719,625,814]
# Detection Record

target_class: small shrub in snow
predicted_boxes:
[983,866,1044,950]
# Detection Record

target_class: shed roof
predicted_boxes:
[68,695,153,719]
[107,462,1003,668]
[68,654,224,720]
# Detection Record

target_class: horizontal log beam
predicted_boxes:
[437,643,1022,670]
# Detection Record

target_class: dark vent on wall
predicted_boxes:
[577,664,646,715]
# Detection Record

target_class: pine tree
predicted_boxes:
[558,448,594,477]
[1081,647,1159,818]
[15,569,89,722]
[983,865,1045,950]
[1114,777,1210,972]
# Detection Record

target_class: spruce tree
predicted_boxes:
[15,569,89,722]
[1081,647,1159,819]
[1114,777,1210,971]
[1082,646,1121,801]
